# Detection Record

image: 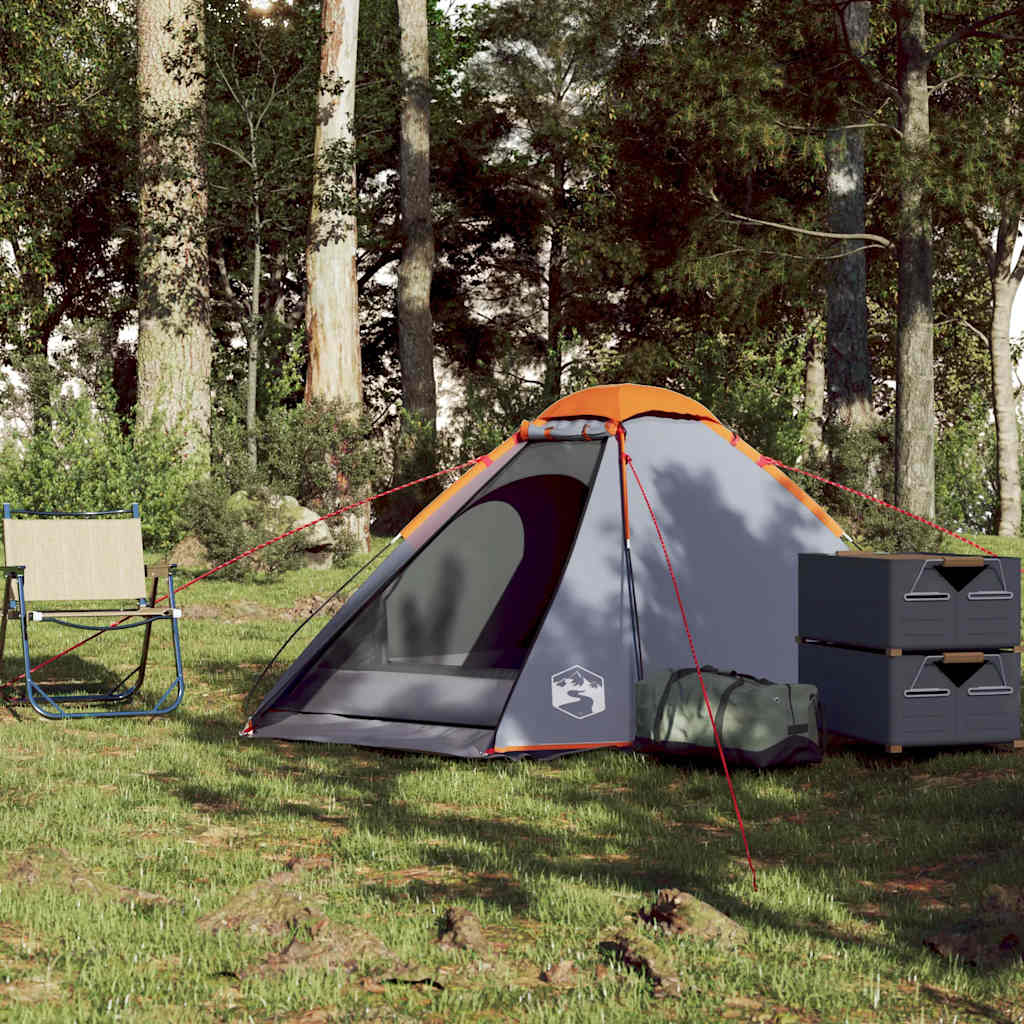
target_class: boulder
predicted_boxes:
[267,495,334,570]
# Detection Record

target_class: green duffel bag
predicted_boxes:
[635,665,823,768]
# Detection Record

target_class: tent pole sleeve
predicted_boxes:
[617,427,644,682]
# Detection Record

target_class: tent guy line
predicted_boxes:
[624,450,757,891]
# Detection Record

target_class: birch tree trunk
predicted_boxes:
[306,0,361,413]
[306,0,368,550]
[826,0,875,433]
[986,211,1024,535]
[894,1,935,519]
[137,0,213,464]
[801,320,826,459]
[396,0,437,450]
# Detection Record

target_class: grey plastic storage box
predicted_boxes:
[798,552,1020,651]
[798,643,1020,747]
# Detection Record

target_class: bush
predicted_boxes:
[0,391,199,550]
[182,478,313,581]
[210,399,378,513]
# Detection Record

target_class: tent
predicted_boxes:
[244,384,848,758]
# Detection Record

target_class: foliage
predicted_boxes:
[209,398,377,513]
[0,392,198,550]
[935,393,999,536]
[181,477,313,580]
[0,0,137,422]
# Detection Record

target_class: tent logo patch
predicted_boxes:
[551,665,605,719]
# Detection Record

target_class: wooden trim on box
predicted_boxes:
[835,550,987,567]
[942,651,985,664]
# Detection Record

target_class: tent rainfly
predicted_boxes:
[243,384,848,758]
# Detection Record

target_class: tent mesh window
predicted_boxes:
[282,441,605,706]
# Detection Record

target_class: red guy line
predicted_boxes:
[625,453,758,892]
[13,457,488,681]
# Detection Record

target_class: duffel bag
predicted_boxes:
[635,665,823,768]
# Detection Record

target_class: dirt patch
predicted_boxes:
[0,975,63,1004]
[539,959,580,986]
[357,864,522,906]
[638,888,748,948]
[925,884,1024,968]
[179,596,346,623]
[196,873,326,939]
[5,848,167,906]
[242,921,400,978]
[0,921,43,958]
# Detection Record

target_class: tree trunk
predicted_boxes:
[306,0,367,550]
[894,1,935,519]
[801,319,826,459]
[137,0,213,465]
[247,210,262,470]
[989,211,1023,535]
[306,0,362,413]
[544,152,567,404]
[826,0,875,433]
[396,0,437,451]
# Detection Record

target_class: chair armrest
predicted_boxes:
[1,565,25,576]
[145,563,172,578]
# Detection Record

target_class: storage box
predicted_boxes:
[798,552,1020,651]
[798,643,1021,747]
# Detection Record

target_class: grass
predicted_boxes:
[0,542,1022,1022]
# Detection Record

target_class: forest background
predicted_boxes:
[2,0,1024,564]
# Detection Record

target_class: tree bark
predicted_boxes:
[801,320,827,459]
[396,0,437,449]
[306,0,367,550]
[988,210,1024,535]
[544,151,567,404]
[305,0,362,413]
[137,0,213,464]
[894,1,935,519]
[826,0,875,433]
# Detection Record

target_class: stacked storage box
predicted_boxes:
[797,552,1022,750]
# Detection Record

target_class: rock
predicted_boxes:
[437,907,489,953]
[227,491,335,571]
[267,495,334,570]
[639,888,748,949]
[598,928,682,997]
[167,535,210,572]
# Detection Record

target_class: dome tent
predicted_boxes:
[243,384,847,758]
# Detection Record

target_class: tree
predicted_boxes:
[306,0,369,549]
[205,0,322,466]
[825,1,876,435]
[136,0,213,462]
[305,0,361,412]
[0,0,136,430]
[929,10,1024,534]
[396,0,438,458]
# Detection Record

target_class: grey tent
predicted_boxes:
[243,384,848,758]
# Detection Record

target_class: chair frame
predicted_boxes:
[0,502,185,719]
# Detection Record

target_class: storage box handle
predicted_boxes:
[903,687,950,698]
[904,559,950,602]
[966,557,1012,601]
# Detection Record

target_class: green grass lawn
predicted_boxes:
[0,543,1022,1023]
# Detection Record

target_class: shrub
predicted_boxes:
[182,478,312,581]
[0,391,199,550]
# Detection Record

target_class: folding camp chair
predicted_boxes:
[0,502,184,719]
